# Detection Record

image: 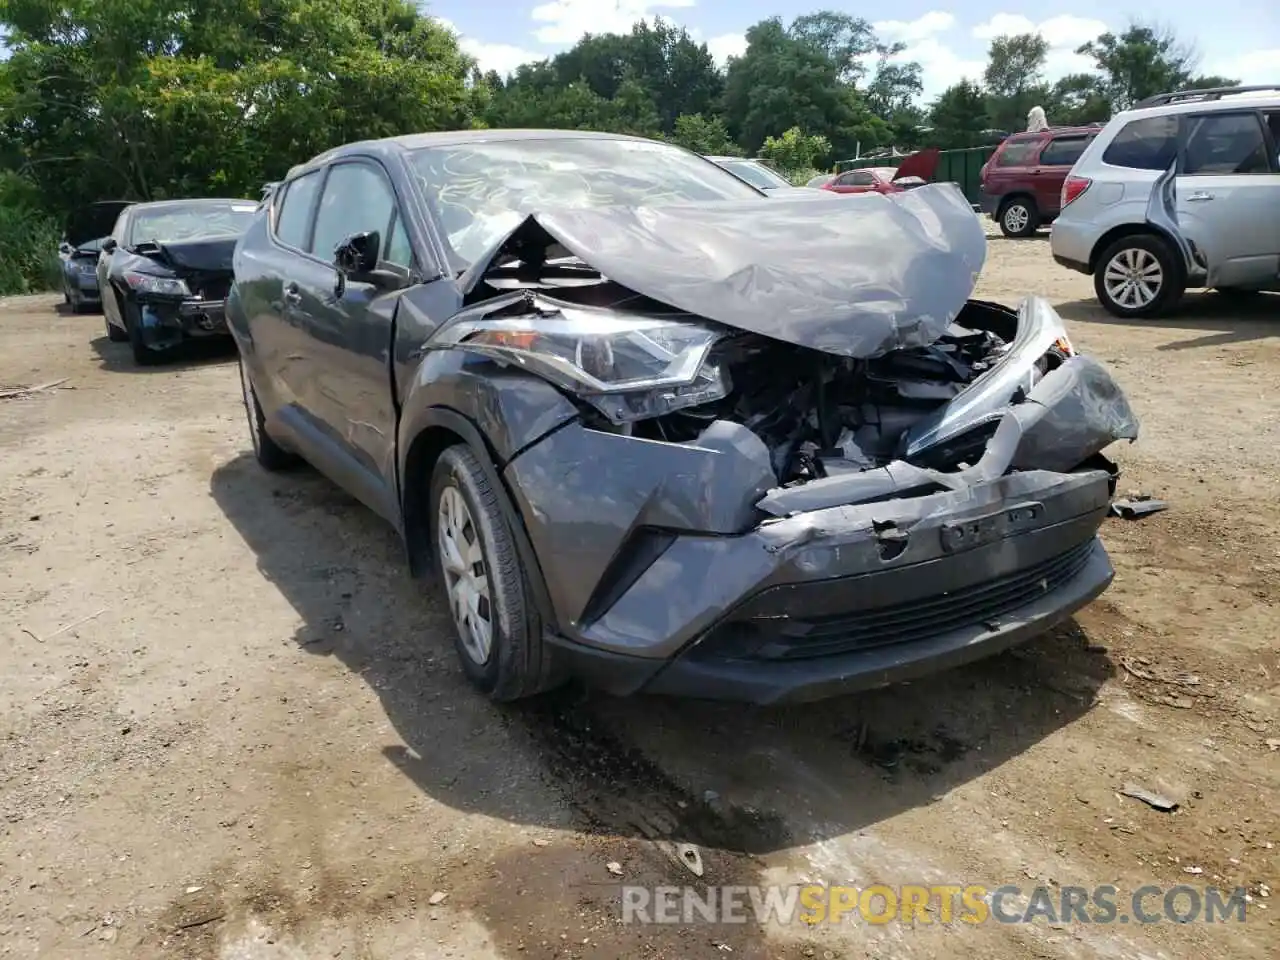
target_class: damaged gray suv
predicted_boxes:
[228,130,1138,705]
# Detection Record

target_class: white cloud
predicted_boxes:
[1204,48,1280,85]
[970,14,1108,80]
[705,32,747,66]
[530,0,696,46]
[872,12,956,44]
[435,17,543,76]
[872,13,984,101]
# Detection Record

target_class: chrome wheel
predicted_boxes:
[438,485,492,665]
[1103,248,1163,309]
[1003,203,1031,234]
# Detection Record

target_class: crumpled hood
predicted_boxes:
[460,182,986,358]
[138,235,239,275]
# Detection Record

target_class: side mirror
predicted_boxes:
[101,237,117,253]
[58,241,73,255]
[334,231,380,276]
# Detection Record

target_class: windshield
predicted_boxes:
[715,159,792,190]
[409,137,763,264]
[127,201,258,245]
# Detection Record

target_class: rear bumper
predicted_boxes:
[1048,218,1095,272]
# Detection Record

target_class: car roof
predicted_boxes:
[708,155,760,162]
[1117,91,1280,122]
[290,128,664,179]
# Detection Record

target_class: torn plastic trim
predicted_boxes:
[900,296,1073,461]
[759,353,1138,518]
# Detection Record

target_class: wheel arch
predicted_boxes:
[1087,224,1182,276]
[998,192,1037,211]
[399,408,560,633]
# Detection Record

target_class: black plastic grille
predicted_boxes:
[746,538,1096,660]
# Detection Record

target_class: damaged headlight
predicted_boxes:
[124,271,190,297]
[439,306,730,423]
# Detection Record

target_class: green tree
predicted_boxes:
[1075,23,1239,109]
[758,126,830,175]
[928,80,990,148]
[669,114,740,155]
[982,33,1054,133]
[786,10,878,84]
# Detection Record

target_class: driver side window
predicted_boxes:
[310,162,399,261]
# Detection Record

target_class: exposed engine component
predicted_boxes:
[630,306,1068,483]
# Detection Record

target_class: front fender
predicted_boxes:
[395,351,581,631]
[396,349,581,469]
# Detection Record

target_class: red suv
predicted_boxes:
[979,127,1099,237]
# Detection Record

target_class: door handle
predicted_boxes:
[1186,192,1215,202]
[283,281,302,304]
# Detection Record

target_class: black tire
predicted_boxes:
[237,353,296,471]
[1093,233,1185,319]
[105,315,128,342]
[998,197,1039,238]
[123,301,162,366]
[430,444,559,702]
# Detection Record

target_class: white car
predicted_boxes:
[1050,85,1280,317]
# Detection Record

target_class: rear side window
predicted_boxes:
[996,140,1039,166]
[274,171,322,250]
[1040,136,1092,166]
[1184,112,1271,174]
[1102,116,1179,170]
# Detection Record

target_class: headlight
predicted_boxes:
[123,271,190,297]
[437,304,730,423]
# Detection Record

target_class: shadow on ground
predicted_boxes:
[209,453,1113,865]
[1057,291,1279,351]
[89,332,238,373]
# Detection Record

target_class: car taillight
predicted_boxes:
[1062,175,1091,208]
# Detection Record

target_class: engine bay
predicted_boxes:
[625,302,1070,484]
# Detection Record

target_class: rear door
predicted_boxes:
[243,167,327,423]
[981,136,1041,211]
[1035,134,1093,216]
[1175,109,1280,289]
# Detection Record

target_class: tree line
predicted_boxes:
[0,1,1237,293]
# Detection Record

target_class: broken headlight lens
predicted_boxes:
[123,271,190,297]
[441,306,730,423]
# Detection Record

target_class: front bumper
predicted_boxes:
[537,466,1114,705]
[137,297,229,349]
[978,190,1000,217]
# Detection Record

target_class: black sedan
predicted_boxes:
[59,201,134,313]
[228,130,1138,705]
[97,198,258,364]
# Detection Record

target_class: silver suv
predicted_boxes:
[1050,86,1280,318]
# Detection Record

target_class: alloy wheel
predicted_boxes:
[1103,248,1163,310]
[1003,203,1031,234]
[438,485,493,665]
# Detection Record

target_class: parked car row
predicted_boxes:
[60,129,1143,707]
[59,197,259,363]
[980,84,1280,318]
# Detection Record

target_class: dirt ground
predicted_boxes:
[1,229,1277,960]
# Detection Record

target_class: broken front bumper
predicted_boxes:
[136,297,229,349]
[528,457,1115,705]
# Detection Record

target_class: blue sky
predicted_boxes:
[430,1,1279,102]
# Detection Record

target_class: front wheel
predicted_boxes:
[430,444,558,701]
[998,198,1038,238]
[1094,234,1185,319]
